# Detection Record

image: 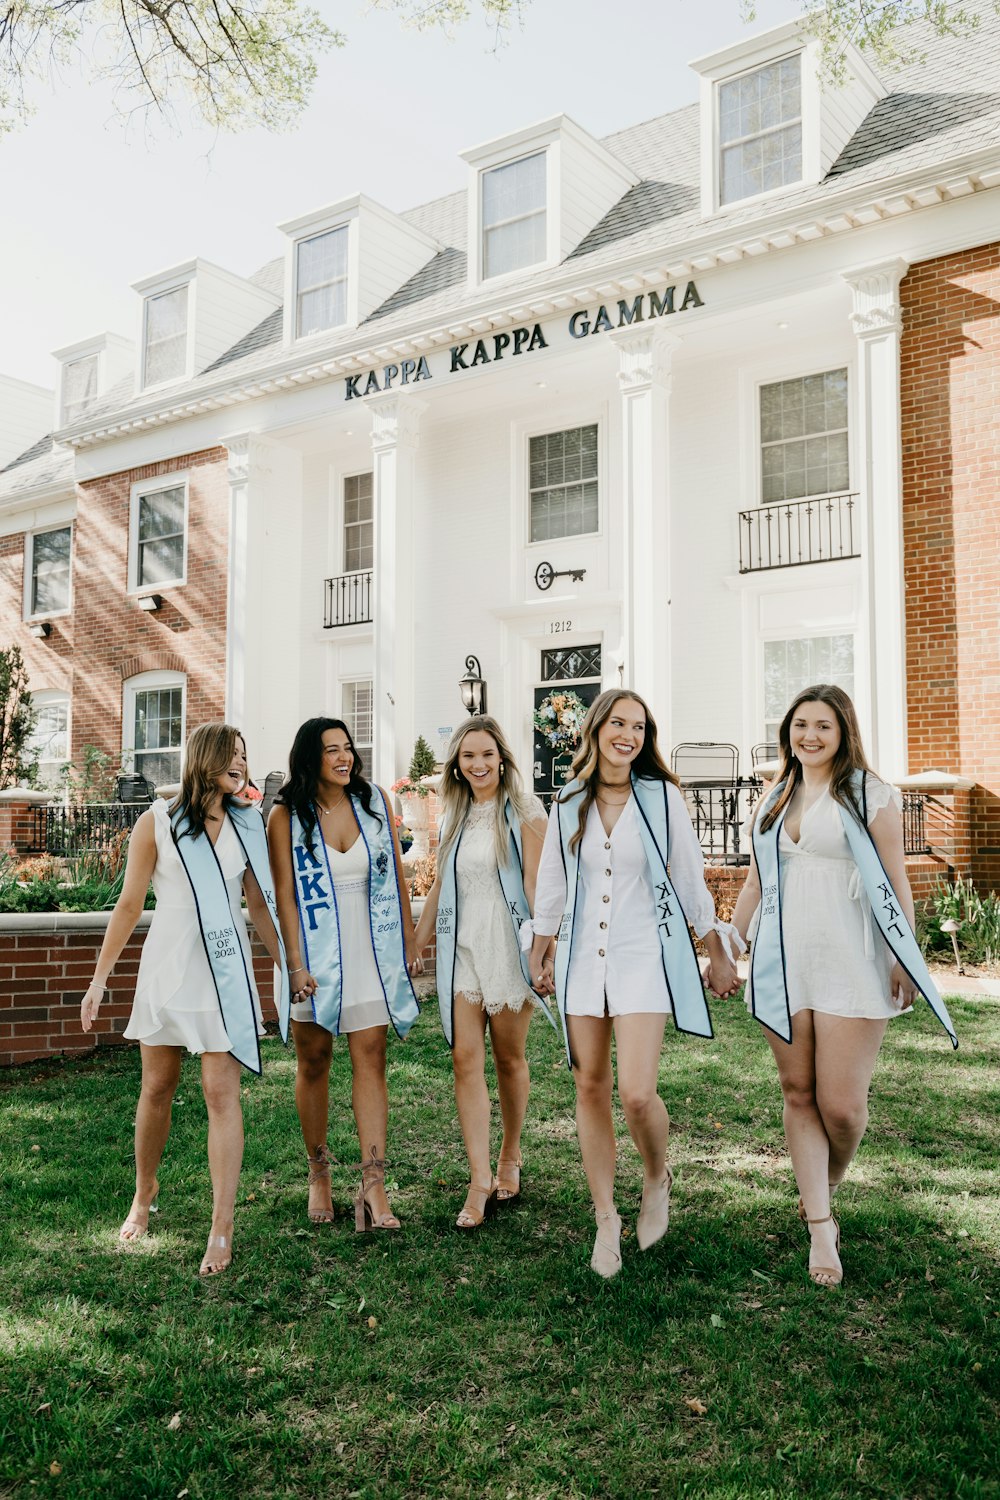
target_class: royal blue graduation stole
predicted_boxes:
[170,800,290,1076]
[552,776,713,1067]
[289,787,419,1038]
[435,795,557,1047]
[751,771,958,1048]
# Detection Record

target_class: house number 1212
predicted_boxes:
[548,620,573,633]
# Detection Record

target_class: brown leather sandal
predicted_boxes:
[496,1156,523,1203]
[456,1180,498,1230]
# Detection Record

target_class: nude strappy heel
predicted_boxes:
[306,1146,335,1225]
[636,1166,673,1251]
[805,1214,842,1287]
[590,1209,623,1278]
[496,1155,523,1203]
[456,1180,498,1230]
[354,1148,401,1232]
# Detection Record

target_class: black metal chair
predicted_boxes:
[260,771,285,822]
[670,742,742,862]
[751,742,779,771]
[116,774,154,805]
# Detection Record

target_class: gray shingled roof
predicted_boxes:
[50,12,1000,436]
[0,441,74,501]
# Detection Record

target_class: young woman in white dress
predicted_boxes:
[80,724,285,1276]
[730,685,921,1288]
[528,691,742,1278]
[412,718,548,1229]
[268,718,419,1232]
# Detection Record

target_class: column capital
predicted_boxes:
[842,257,909,338]
[610,327,681,394]
[369,394,428,453]
[224,433,252,485]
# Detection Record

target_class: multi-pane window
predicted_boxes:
[296,227,349,337]
[344,472,374,572]
[763,634,854,742]
[28,527,71,616]
[131,683,184,787]
[26,693,69,789]
[760,369,849,505]
[135,484,186,588]
[342,680,373,773]
[482,153,547,280]
[719,55,802,206]
[62,355,99,424]
[143,286,189,386]
[529,425,599,543]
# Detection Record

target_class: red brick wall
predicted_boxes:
[0,446,230,775]
[901,245,1000,892]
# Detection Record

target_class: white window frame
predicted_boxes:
[23,524,73,621]
[281,206,359,346]
[26,689,71,789]
[128,473,189,595]
[140,282,192,390]
[61,353,101,427]
[757,365,852,508]
[716,51,804,210]
[341,678,374,770]
[294,224,350,341]
[123,670,187,787]
[479,149,549,283]
[525,419,602,547]
[760,628,857,744]
[342,470,374,575]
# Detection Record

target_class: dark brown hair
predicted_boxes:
[759,684,874,832]
[558,689,678,854]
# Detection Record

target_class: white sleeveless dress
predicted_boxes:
[453,796,546,1015]
[747,781,905,1021]
[289,834,390,1034]
[124,797,264,1053]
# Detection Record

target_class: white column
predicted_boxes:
[843,256,909,777]
[611,327,678,724]
[224,436,251,729]
[369,394,425,789]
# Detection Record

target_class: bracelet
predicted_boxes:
[289,966,306,975]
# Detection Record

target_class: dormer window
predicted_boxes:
[481,152,547,280]
[719,54,802,206]
[62,355,99,425]
[296,226,349,338]
[143,285,189,387]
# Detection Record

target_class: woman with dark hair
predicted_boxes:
[267,718,420,1231]
[412,716,552,1229]
[527,690,742,1278]
[80,723,289,1276]
[731,685,956,1288]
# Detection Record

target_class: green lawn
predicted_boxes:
[2,995,998,1500]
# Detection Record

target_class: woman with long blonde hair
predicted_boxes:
[527,690,741,1278]
[730,685,956,1288]
[413,716,551,1228]
[80,723,289,1275]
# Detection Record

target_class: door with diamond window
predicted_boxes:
[532,645,602,806]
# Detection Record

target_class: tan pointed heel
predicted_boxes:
[636,1166,673,1251]
[806,1214,842,1288]
[590,1209,622,1278]
[456,1180,498,1230]
[496,1155,523,1203]
[306,1147,335,1225]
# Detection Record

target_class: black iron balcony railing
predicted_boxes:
[27,802,147,856]
[324,570,373,628]
[739,493,860,573]
[901,791,930,857]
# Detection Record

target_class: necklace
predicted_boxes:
[317,792,348,816]
[595,791,630,806]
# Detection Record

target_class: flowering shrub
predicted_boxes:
[242,784,263,802]
[533,690,589,754]
[391,776,431,800]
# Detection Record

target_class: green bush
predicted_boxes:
[918,873,1000,969]
[408,735,437,781]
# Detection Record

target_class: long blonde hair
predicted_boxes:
[438,716,537,867]
[169,722,247,839]
[759,684,874,832]
[559,689,677,854]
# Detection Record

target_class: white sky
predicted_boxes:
[2,0,802,391]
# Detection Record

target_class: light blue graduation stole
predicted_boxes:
[170,800,290,1076]
[552,776,713,1067]
[435,795,558,1047]
[289,787,419,1038]
[751,771,958,1048]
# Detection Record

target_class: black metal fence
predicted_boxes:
[681,783,931,864]
[902,792,930,857]
[324,570,373,628]
[739,493,859,573]
[27,803,147,856]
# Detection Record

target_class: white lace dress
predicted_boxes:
[453,797,545,1015]
[124,797,264,1053]
[746,780,906,1021]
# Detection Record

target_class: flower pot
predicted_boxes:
[399,793,431,860]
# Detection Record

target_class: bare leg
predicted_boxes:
[122,1044,182,1241]
[292,1019,334,1219]
[814,1013,888,1186]
[199,1050,243,1274]
[347,1025,396,1226]
[452,995,495,1224]
[488,1004,533,1198]
[613,1013,672,1249]
[570,1015,621,1275]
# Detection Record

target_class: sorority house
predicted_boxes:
[2,13,1000,887]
